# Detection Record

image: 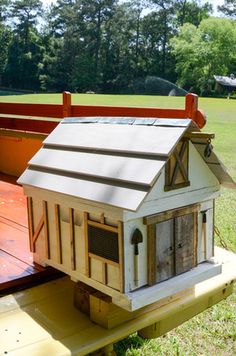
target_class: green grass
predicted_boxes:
[1,93,235,355]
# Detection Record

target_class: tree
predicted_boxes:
[218,0,236,18]
[79,0,118,85]
[0,24,12,85]
[0,1,12,85]
[4,0,44,89]
[171,17,236,95]
[149,0,175,76]
[0,0,10,22]
[174,0,212,27]
[10,0,42,46]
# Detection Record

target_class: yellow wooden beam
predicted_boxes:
[0,248,235,355]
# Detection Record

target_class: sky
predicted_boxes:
[41,0,225,15]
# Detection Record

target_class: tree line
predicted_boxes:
[0,0,236,95]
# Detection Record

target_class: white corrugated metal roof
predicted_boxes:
[18,117,235,211]
[214,75,236,88]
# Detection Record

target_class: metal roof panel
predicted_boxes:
[18,169,147,211]
[44,123,187,157]
[29,148,166,186]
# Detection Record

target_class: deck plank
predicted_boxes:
[0,174,62,293]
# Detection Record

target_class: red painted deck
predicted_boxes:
[0,174,61,294]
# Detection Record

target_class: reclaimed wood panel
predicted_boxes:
[175,214,195,275]
[156,219,175,283]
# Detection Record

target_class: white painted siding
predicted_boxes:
[123,219,147,293]
[198,200,214,263]
[124,142,220,221]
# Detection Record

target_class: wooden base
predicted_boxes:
[90,344,116,356]
[0,250,235,356]
[73,248,235,335]
[74,282,193,329]
[138,282,233,339]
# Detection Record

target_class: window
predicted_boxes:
[84,212,124,292]
[165,139,190,191]
[88,225,119,263]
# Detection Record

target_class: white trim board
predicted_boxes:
[112,261,222,311]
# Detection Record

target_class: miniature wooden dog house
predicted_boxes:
[18,117,236,311]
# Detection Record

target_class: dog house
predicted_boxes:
[18,117,236,311]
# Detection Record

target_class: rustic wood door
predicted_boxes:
[155,212,195,283]
[175,213,195,275]
[156,219,175,283]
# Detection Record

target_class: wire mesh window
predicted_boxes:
[88,225,119,263]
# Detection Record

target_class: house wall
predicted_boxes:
[25,186,124,295]
[198,200,214,263]
[123,141,220,222]
[24,141,218,296]
[123,219,147,292]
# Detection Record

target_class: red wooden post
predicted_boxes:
[63,91,72,117]
[185,93,206,129]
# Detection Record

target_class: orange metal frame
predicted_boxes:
[0,92,206,135]
[0,91,206,177]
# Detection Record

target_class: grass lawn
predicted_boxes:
[1,93,235,355]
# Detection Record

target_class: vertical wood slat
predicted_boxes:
[156,220,175,283]
[193,211,198,266]
[102,263,107,285]
[212,200,215,257]
[43,200,50,259]
[175,213,195,275]
[84,212,90,277]
[201,211,207,261]
[70,208,76,271]
[55,204,62,264]
[100,213,105,224]
[27,197,34,252]
[147,224,156,286]
[118,221,124,293]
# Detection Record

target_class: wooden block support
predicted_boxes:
[90,292,133,329]
[89,288,194,329]
[90,344,116,356]
[74,281,97,316]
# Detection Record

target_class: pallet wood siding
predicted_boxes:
[27,195,88,274]
[155,220,175,283]
[174,213,196,275]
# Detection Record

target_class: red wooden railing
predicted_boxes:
[0,92,206,134]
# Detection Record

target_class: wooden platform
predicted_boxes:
[0,174,61,294]
[0,248,235,356]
